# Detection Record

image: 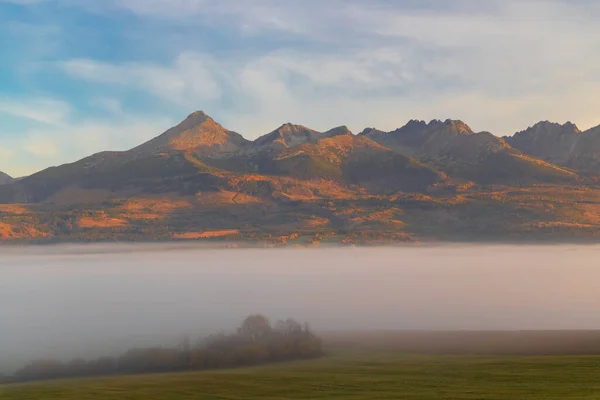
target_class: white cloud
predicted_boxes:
[359,1,600,93]
[0,0,46,4]
[96,0,317,32]
[2,113,175,176]
[52,0,600,137]
[0,147,14,159]
[61,117,175,154]
[0,98,71,125]
[112,0,207,18]
[21,136,60,158]
[60,53,221,105]
[247,50,414,89]
[89,98,123,114]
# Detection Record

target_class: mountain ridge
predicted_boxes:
[506,121,600,173]
[0,171,13,185]
[0,111,592,203]
[130,110,251,157]
[0,111,600,244]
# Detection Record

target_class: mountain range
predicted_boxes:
[1,111,600,244]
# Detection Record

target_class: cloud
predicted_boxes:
[110,0,208,18]
[89,98,123,114]
[92,0,315,30]
[359,1,600,92]
[21,136,60,157]
[0,96,173,176]
[4,115,176,176]
[50,0,600,135]
[0,147,14,159]
[60,53,222,105]
[246,50,414,90]
[0,0,47,4]
[0,98,71,125]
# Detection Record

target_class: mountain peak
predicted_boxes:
[254,123,320,148]
[527,120,581,134]
[565,121,580,132]
[130,110,249,156]
[406,119,427,128]
[359,118,475,139]
[513,121,582,139]
[188,110,209,118]
[359,117,504,161]
[324,125,353,138]
[278,122,306,131]
[358,127,382,136]
[178,110,212,129]
[506,120,584,164]
[426,119,474,135]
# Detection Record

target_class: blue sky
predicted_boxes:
[1,0,600,176]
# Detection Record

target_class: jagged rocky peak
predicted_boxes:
[277,122,313,134]
[382,118,474,136]
[405,119,428,128]
[254,123,321,148]
[519,120,580,135]
[426,119,474,135]
[323,125,353,138]
[565,121,580,132]
[503,120,585,163]
[358,127,381,136]
[358,120,427,137]
[359,118,474,138]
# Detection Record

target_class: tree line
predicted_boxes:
[8,314,323,383]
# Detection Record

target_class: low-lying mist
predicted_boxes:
[3,244,600,373]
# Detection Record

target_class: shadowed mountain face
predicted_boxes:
[506,121,581,161]
[253,123,322,149]
[361,119,577,185]
[361,119,507,160]
[506,122,600,173]
[0,172,13,185]
[203,128,445,193]
[253,124,354,150]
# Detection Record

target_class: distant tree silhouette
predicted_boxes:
[238,314,272,340]
[11,314,323,383]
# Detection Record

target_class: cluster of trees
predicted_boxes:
[11,315,323,383]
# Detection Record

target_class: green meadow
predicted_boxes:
[4,351,600,400]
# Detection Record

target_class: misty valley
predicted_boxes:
[8,314,323,383]
[4,244,600,382]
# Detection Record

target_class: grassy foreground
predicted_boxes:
[4,351,600,399]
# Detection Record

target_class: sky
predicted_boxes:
[1,0,600,176]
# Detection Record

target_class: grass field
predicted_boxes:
[4,351,600,399]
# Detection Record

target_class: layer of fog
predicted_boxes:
[2,244,600,372]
